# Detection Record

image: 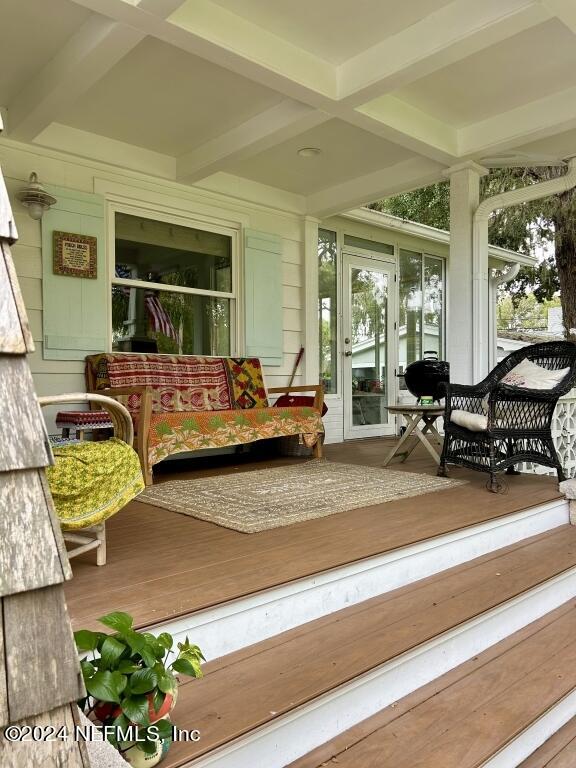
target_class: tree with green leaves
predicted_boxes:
[369,166,576,341]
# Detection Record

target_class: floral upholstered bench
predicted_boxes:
[85,353,324,485]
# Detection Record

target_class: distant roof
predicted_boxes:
[341,208,536,267]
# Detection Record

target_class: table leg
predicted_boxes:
[422,417,443,445]
[383,414,420,466]
[414,425,442,464]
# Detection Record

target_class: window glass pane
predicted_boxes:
[344,235,394,255]
[399,249,423,385]
[115,213,232,292]
[424,256,443,358]
[111,286,230,356]
[318,229,338,394]
[351,267,388,426]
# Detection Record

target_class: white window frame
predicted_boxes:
[107,202,240,355]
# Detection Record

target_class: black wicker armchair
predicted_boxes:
[438,342,576,491]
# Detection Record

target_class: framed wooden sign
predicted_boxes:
[53,231,97,279]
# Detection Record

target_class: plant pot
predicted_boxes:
[121,716,172,767]
[149,688,177,723]
[121,737,171,767]
[93,688,177,727]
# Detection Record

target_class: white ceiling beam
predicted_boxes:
[177,101,331,183]
[137,0,188,13]
[338,0,552,107]
[7,15,145,142]
[352,96,458,163]
[306,157,445,219]
[66,0,337,107]
[459,85,576,157]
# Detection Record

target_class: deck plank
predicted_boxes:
[64,440,562,630]
[519,717,576,767]
[289,603,576,768]
[162,525,576,765]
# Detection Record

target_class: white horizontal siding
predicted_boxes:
[4,146,308,428]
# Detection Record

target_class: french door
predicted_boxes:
[342,253,396,439]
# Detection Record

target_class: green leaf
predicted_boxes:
[171,657,202,678]
[140,737,159,755]
[130,668,158,695]
[142,633,166,660]
[118,660,141,675]
[157,669,177,694]
[74,629,100,651]
[109,713,131,747]
[100,636,127,671]
[110,671,128,697]
[154,718,173,740]
[98,611,133,634]
[85,670,122,703]
[121,694,150,726]
[151,688,166,713]
[80,660,96,682]
[122,630,156,666]
[157,632,173,652]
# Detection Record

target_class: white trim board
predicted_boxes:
[151,498,568,662]
[183,565,576,768]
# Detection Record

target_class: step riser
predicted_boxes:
[153,500,568,662]
[483,689,576,768]
[186,566,576,768]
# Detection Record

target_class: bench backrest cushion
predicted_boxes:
[86,353,268,414]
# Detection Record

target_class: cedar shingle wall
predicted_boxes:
[0,165,90,766]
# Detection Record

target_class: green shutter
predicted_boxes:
[41,187,107,360]
[244,229,283,366]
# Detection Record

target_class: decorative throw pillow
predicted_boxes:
[501,358,569,390]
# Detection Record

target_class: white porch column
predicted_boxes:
[303,216,321,385]
[444,161,488,385]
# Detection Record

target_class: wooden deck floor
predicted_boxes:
[64,438,562,631]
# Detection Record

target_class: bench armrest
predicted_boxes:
[268,384,324,413]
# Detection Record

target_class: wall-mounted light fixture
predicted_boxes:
[15,172,56,220]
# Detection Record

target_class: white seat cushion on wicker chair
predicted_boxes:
[502,358,570,389]
[450,409,488,432]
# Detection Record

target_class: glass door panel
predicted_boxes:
[343,254,396,439]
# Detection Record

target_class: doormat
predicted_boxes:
[137,460,465,533]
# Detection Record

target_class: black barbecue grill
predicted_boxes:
[399,351,449,403]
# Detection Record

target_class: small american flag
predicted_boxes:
[145,293,177,340]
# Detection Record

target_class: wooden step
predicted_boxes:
[288,601,576,768]
[518,717,576,767]
[163,525,576,768]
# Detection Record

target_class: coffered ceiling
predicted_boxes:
[1,0,576,216]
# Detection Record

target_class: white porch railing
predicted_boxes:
[521,387,576,478]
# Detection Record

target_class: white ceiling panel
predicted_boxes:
[59,37,283,155]
[207,0,453,64]
[228,119,414,194]
[397,19,576,128]
[0,0,90,105]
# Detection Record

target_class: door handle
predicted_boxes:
[344,350,352,356]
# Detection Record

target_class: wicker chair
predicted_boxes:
[438,342,576,491]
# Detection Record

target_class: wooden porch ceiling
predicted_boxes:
[64,438,562,632]
[3,0,576,215]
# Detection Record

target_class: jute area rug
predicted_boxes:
[137,460,465,534]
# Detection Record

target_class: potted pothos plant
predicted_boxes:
[75,611,204,767]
